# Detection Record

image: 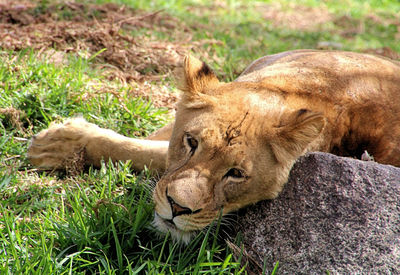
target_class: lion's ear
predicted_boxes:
[177,55,220,95]
[270,109,325,163]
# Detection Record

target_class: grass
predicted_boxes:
[1,0,399,274]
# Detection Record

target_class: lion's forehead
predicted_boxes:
[198,123,248,146]
[193,127,254,171]
[197,93,282,134]
[198,113,263,145]
[245,93,283,112]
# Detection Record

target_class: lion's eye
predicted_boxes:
[184,134,198,152]
[225,168,245,179]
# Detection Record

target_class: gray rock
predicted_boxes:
[238,152,400,274]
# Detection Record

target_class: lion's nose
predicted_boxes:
[167,195,201,217]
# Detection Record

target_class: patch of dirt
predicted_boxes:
[0,0,221,109]
[257,2,333,31]
[334,14,400,39]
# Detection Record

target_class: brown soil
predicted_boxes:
[0,1,218,109]
[257,2,333,31]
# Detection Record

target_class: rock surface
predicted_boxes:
[238,152,400,274]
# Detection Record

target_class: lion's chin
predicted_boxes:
[152,212,196,245]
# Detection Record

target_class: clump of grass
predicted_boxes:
[0,160,243,273]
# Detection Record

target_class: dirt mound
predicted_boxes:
[0,1,184,79]
[0,1,219,108]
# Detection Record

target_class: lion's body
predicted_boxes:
[29,50,400,242]
[237,50,400,165]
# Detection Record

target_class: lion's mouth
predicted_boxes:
[161,215,178,230]
[154,212,179,231]
[152,212,196,244]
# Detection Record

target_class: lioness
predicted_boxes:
[28,50,400,243]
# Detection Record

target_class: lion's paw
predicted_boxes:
[28,118,99,169]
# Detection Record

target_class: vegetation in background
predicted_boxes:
[1,0,398,273]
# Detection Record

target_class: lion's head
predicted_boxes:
[153,56,325,242]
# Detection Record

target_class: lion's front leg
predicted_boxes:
[28,118,169,173]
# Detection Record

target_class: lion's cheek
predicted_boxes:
[214,182,252,213]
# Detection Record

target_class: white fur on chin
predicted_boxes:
[152,212,196,245]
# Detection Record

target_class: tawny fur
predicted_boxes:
[28,50,400,242]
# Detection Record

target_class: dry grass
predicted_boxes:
[0,0,224,109]
[0,107,28,133]
[257,2,333,31]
